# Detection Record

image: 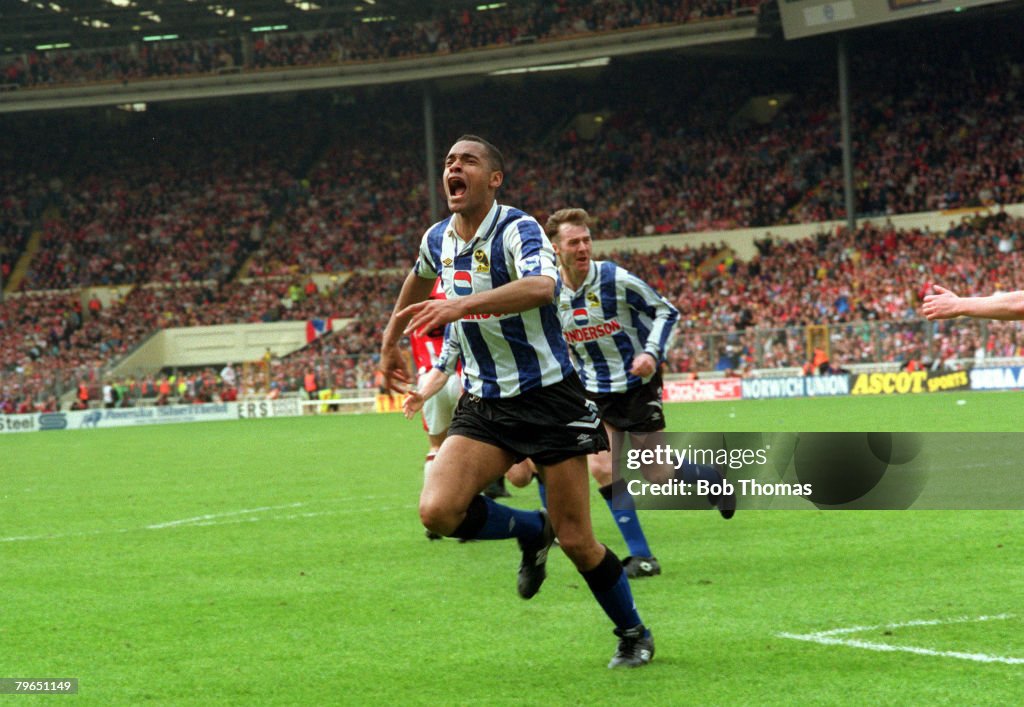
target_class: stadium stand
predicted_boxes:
[1,0,762,88]
[17,26,1022,297]
[6,210,1023,407]
[3,4,1024,408]
[10,18,1024,288]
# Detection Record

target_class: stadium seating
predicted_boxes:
[1,0,762,89]
[4,10,1024,406]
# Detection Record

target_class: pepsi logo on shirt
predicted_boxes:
[453,270,473,296]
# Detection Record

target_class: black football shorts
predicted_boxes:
[448,374,610,466]
[587,373,665,434]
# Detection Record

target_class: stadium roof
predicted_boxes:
[0,0,460,53]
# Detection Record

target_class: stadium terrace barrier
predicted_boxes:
[0,20,760,114]
[1,391,415,434]
[235,398,303,419]
[663,378,742,403]
[849,371,930,396]
[925,370,970,393]
[740,375,851,400]
[4,366,1011,433]
[0,399,302,434]
[969,367,1024,391]
[299,395,377,415]
[666,369,979,403]
[592,203,1024,261]
[108,318,352,376]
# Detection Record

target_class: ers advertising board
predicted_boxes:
[663,378,742,403]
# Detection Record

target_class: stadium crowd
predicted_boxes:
[11,25,1024,291]
[634,210,1024,372]
[0,267,409,408]
[4,15,1024,408]
[5,209,1024,409]
[66,34,1020,292]
[18,101,325,291]
[1,0,759,89]
[0,170,54,292]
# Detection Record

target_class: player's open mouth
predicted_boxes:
[448,177,467,198]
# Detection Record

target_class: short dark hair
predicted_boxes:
[454,134,505,173]
[544,207,592,240]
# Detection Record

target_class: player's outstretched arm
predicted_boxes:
[381,272,437,392]
[401,275,555,336]
[922,284,1024,321]
[403,367,449,420]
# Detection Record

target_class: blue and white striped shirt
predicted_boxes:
[415,201,575,399]
[558,260,679,394]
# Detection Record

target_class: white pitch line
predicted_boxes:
[145,502,305,529]
[0,504,306,542]
[0,501,416,543]
[778,614,1024,665]
[800,614,1013,638]
[0,533,78,543]
[186,504,413,524]
[0,527,126,544]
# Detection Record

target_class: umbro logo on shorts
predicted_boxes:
[567,411,600,429]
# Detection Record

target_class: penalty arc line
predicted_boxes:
[798,613,1014,638]
[778,614,1024,665]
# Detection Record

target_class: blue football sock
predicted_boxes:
[581,548,643,631]
[599,483,652,558]
[675,463,722,486]
[474,495,544,541]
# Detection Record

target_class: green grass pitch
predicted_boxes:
[3,391,1023,705]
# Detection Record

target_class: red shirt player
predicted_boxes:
[409,279,453,379]
[408,279,463,537]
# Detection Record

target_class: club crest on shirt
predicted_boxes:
[473,250,490,273]
[573,308,589,326]
[442,258,453,267]
[453,270,473,296]
[586,292,601,308]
